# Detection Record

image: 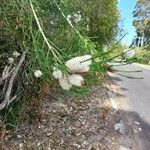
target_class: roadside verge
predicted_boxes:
[134,63,150,70]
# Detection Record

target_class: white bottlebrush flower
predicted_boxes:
[52,67,63,79]
[34,70,43,78]
[78,55,92,61]
[80,61,92,72]
[13,51,20,58]
[65,55,92,73]
[66,15,72,23]
[58,75,72,90]
[8,58,14,64]
[79,55,92,72]
[126,49,135,59]
[65,58,81,72]
[69,74,84,87]
[74,13,78,18]
[74,13,81,23]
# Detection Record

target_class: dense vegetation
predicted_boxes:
[1,0,138,127]
[133,0,150,39]
[133,0,150,64]
[135,48,150,64]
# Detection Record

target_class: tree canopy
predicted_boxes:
[133,0,150,38]
[61,0,119,45]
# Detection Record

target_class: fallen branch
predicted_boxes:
[0,66,15,85]
[0,50,28,111]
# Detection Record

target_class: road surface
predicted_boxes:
[112,64,150,150]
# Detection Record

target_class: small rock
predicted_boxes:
[41,125,45,128]
[42,119,47,122]
[134,122,140,125]
[139,127,142,131]
[82,141,87,146]
[76,132,81,136]
[115,120,125,134]
[47,133,52,137]
[17,135,22,139]
[23,140,27,144]
[60,138,64,144]
[69,107,73,111]
[19,143,24,150]
[5,137,8,141]
[88,142,105,150]
[134,129,138,133]
[73,143,81,148]
[120,145,131,150]
[37,142,41,146]
[38,125,45,129]
[82,120,86,125]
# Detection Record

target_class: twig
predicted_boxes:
[7,95,17,107]
[29,1,60,62]
[30,1,52,50]
[0,66,15,85]
[0,50,27,111]
[80,33,128,63]
[53,0,83,40]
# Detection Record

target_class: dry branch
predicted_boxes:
[0,66,15,85]
[0,50,28,111]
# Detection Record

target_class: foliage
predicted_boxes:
[110,44,126,59]
[133,0,150,38]
[0,0,122,127]
[135,47,150,64]
[62,0,119,45]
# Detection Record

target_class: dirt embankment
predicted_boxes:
[1,86,135,150]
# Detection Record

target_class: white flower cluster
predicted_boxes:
[13,51,21,58]
[66,55,92,73]
[58,74,84,90]
[66,11,81,24]
[66,15,72,23]
[52,55,92,90]
[52,67,63,79]
[73,12,81,23]
[34,70,43,78]
[7,51,43,79]
[8,58,14,64]
[8,51,21,64]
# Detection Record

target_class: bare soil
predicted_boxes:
[1,86,134,150]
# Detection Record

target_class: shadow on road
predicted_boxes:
[110,76,123,82]
[119,110,150,150]
[109,71,150,149]
[119,87,128,91]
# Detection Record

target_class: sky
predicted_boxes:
[118,0,137,45]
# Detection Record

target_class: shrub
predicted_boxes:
[0,0,123,127]
[135,47,150,64]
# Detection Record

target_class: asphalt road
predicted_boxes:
[112,64,150,150]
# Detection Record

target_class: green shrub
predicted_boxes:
[135,48,150,64]
[0,0,122,127]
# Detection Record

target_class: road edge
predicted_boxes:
[134,63,150,70]
[107,82,139,150]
